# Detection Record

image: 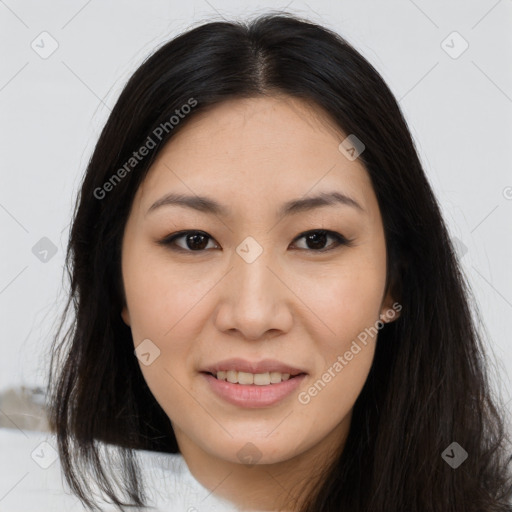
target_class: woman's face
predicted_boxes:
[121,95,398,474]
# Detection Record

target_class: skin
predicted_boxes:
[120,95,400,511]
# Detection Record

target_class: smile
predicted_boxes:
[209,370,298,385]
[201,371,307,408]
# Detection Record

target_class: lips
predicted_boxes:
[200,357,307,376]
[202,372,307,408]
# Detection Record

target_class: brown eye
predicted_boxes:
[291,230,351,252]
[158,229,352,254]
[158,231,218,252]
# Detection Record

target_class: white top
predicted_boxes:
[0,427,241,511]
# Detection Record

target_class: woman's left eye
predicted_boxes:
[157,229,352,253]
[291,230,352,251]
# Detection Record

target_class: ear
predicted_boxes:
[121,305,131,326]
[379,290,401,324]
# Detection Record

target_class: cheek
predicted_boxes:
[124,263,211,423]
[123,246,215,340]
[296,274,382,424]
[299,253,385,393]
[313,283,379,374]
[305,259,386,340]
[298,340,375,436]
[123,252,216,403]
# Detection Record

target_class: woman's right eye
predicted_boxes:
[157,231,219,252]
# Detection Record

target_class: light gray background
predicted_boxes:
[1,1,511,416]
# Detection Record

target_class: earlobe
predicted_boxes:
[380,307,401,324]
[379,297,402,324]
[121,306,131,326]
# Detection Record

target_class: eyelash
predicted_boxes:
[157,229,353,254]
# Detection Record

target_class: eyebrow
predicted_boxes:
[146,191,364,218]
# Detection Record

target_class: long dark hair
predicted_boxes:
[46,11,512,511]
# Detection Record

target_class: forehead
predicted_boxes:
[150,95,350,165]
[135,95,377,219]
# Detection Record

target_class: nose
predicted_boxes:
[213,247,293,341]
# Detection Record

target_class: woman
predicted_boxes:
[46,12,512,512]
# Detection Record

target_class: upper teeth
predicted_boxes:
[215,370,292,385]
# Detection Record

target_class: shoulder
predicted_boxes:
[135,447,241,511]
[0,428,240,511]
[0,428,87,510]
